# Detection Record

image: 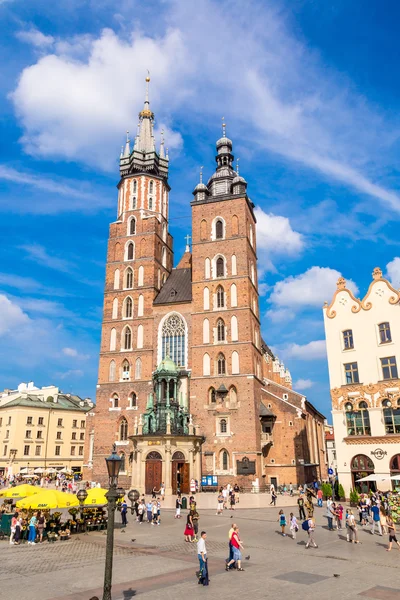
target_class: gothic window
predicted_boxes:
[122,359,130,380]
[158,269,161,289]
[149,181,154,194]
[129,217,136,235]
[132,196,137,209]
[162,247,167,268]
[129,392,137,408]
[161,313,186,367]
[162,223,167,242]
[114,269,120,290]
[138,295,144,316]
[216,257,225,278]
[109,360,116,382]
[200,219,207,240]
[251,263,255,285]
[127,242,135,261]
[217,286,225,308]
[120,418,128,441]
[221,449,229,470]
[232,214,239,236]
[204,287,210,310]
[215,219,224,239]
[135,358,142,379]
[133,179,137,194]
[232,351,239,374]
[249,224,254,247]
[112,298,118,319]
[124,297,133,319]
[149,197,153,210]
[138,266,144,286]
[110,329,116,351]
[220,419,227,434]
[230,284,237,307]
[217,319,225,342]
[209,387,216,403]
[203,353,211,376]
[124,327,132,350]
[217,353,226,375]
[229,386,237,405]
[231,315,238,341]
[203,318,210,344]
[205,258,211,279]
[125,268,133,289]
[137,324,144,349]
[231,254,237,275]
[112,393,119,408]
[114,243,120,261]
[119,452,126,472]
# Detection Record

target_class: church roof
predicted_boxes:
[259,402,276,417]
[176,251,192,270]
[153,268,192,305]
[261,338,275,359]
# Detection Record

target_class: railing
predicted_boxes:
[260,432,273,445]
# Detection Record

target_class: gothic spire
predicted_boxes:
[136,75,155,153]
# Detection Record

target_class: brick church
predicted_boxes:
[83,78,327,493]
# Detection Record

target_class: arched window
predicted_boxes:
[203,353,211,376]
[109,360,116,382]
[221,449,229,470]
[119,452,126,472]
[149,180,154,195]
[220,419,227,433]
[149,197,153,210]
[216,257,225,278]
[110,328,117,351]
[217,353,226,375]
[383,398,400,434]
[200,219,207,240]
[135,358,142,379]
[112,298,118,319]
[249,224,254,246]
[231,255,237,275]
[129,392,137,408]
[124,327,132,350]
[162,247,167,268]
[137,324,144,349]
[209,387,216,403]
[229,386,237,405]
[161,313,186,367]
[158,269,161,289]
[203,318,210,344]
[138,266,144,286]
[129,217,136,235]
[127,242,135,261]
[132,196,137,210]
[217,319,225,342]
[230,284,237,307]
[122,359,130,380]
[125,268,133,289]
[138,295,144,316]
[133,179,137,194]
[345,401,371,436]
[232,214,239,236]
[124,297,133,319]
[232,351,239,374]
[215,219,224,239]
[114,269,120,290]
[216,286,225,308]
[231,315,238,341]
[120,418,128,441]
[204,287,210,310]
[162,223,167,242]
[251,263,256,285]
[114,243,120,261]
[112,393,119,408]
[205,258,211,279]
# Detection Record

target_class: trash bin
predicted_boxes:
[181,496,187,510]
[0,514,13,538]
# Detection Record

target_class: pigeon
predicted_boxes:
[131,539,136,542]
[230,516,233,519]
[245,555,250,560]
[333,574,340,578]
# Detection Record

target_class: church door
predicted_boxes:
[172,451,190,494]
[145,451,162,495]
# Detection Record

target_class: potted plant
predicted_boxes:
[321,482,332,500]
[338,484,346,501]
[349,488,359,506]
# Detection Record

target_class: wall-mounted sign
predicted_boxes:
[370,449,387,460]
[237,456,256,475]
[201,475,218,486]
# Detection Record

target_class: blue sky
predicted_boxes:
[1,0,400,418]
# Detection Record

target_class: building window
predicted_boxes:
[125,268,133,289]
[343,329,354,350]
[72,432,76,440]
[209,387,216,403]
[345,401,371,436]
[135,358,142,380]
[129,392,137,408]
[79,433,85,441]
[56,431,62,440]
[7,417,11,425]
[161,313,186,367]
[38,417,44,425]
[57,418,63,427]
[379,322,392,344]
[81,420,85,428]
[216,257,225,278]
[124,326,132,350]
[109,360,116,382]
[129,217,136,235]
[216,286,225,308]
[119,452,126,471]
[381,357,398,380]
[122,359,130,381]
[133,179,137,194]
[3,445,7,456]
[217,319,225,342]
[149,197,153,210]
[5,430,9,439]
[24,445,30,456]
[215,219,224,239]
[125,297,133,318]
[55,446,61,456]
[229,386,237,405]
[120,418,128,441]
[36,431,42,439]
[383,399,400,434]
[132,196,137,210]
[112,394,119,408]
[73,420,77,428]
[110,328,117,351]
[221,449,229,470]
[344,362,359,384]
[203,353,211,376]
[79,446,84,456]
[71,446,76,456]
[26,416,33,425]
[220,419,227,434]
[127,242,135,261]
[113,297,118,319]
[217,353,226,375]
[25,430,31,439]
[149,180,154,195]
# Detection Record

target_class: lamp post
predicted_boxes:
[128,489,140,516]
[76,488,88,524]
[103,444,122,600]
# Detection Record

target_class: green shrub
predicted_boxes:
[349,488,359,504]
[321,483,332,499]
[338,484,345,500]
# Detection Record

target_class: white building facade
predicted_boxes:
[323,267,400,496]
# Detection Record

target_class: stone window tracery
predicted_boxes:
[161,313,186,367]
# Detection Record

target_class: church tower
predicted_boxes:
[88,78,173,487]
[190,123,264,484]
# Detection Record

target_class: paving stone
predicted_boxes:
[274,570,330,585]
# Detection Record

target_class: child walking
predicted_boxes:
[278,509,287,536]
[289,512,298,539]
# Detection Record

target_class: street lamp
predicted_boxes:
[102,444,122,600]
[76,488,88,522]
[128,489,140,515]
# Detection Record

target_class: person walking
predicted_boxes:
[298,495,306,520]
[289,483,293,496]
[222,486,228,510]
[191,508,200,541]
[28,512,38,545]
[13,514,22,545]
[226,526,245,571]
[121,500,128,527]
[278,509,287,536]
[289,513,298,539]
[347,510,360,544]
[386,515,400,551]
[270,488,277,506]
[226,522,237,569]
[151,500,158,525]
[175,494,182,519]
[37,512,46,543]
[229,490,236,510]
[216,490,224,515]
[233,483,240,504]
[197,531,209,586]
[160,482,165,501]
[184,511,194,542]
[305,517,318,549]
[138,499,145,524]
[371,502,383,536]
[326,501,335,531]
[10,512,17,545]
[146,500,153,524]
[336,503,343,530]
[317,488,323,507]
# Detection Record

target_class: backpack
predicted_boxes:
[302,520,310,531]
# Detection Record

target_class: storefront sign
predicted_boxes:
[370,449,387,460]
[236,456,256,475]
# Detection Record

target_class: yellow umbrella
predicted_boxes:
[16,490,79,510]
[83,488,109,506]
[0,484,41,499]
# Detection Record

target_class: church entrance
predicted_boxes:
[172,451,189,494]
[145,451,162,495]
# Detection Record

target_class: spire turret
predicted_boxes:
[124,131,130,157]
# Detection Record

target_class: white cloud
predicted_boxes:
[58,369,84,379]
[254,207,304,255]
[266,307,295,323]
[21,244,73,273]
[283,340,327,361]
[0,295,30,336]
[16,28,55,48]
[62,347,78,357]
[386,257,400,289]
[294,378,314,391]
[269,266,359,309]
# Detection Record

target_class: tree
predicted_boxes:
[338,484,345,500]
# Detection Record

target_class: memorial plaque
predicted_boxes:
[236,456,256,475]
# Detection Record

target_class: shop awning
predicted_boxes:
[356,474,391,482]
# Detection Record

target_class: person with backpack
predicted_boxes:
[304,517,318,549]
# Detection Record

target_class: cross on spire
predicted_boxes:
[236,158,240,175]
[222,116,226,137]
[199,166,203,184]
[185,234,191,252]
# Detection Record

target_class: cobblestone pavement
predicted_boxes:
[1,507,400,600]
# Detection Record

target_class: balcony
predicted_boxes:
[261,432,273,448]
